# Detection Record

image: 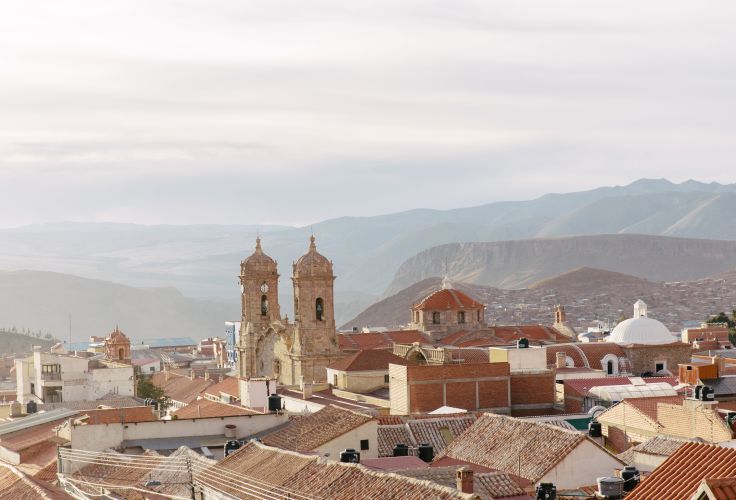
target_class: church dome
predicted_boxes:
[607,300,675,345]
[293,235,332,278]
[241,237,277,275]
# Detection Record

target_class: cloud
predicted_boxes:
[1,0,735,226]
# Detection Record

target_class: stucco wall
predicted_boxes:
[314,420,379,461]
[540,438,623,489]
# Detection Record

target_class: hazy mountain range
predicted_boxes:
[3,178,736,338]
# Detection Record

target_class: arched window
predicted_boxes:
[607,360,614,375]
[415,311,419,323]
[477,310,480,321]
[316,298,324,321]
[118,348,125,360]
[261,295,268,315]
[432,312,441,324]
[457,311,465,324]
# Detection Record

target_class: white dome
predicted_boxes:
[607,316,675,345]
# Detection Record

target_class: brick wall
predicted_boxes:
[403,363,510,414]
[622,344,691,376]
[510,370,555,411]
[604,424,629,453]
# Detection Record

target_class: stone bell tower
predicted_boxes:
[290,236,344,383]
[237,237,281,378]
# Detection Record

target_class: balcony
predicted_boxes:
[41,372,61,381]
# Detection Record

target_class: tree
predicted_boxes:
[136,376,171,413]
[706,311,736,347]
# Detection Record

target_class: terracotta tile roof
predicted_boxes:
[627,442,736,499]
[278,386,381,411]
[262,405,374,452]
[328,349,409,372]
[546,344,589,368]
[574,343,627,370]
[395,467,530,500]
[150,370,215,404]
[361,456,429,471]
[79,406,157,425]
[378,425,414,458]
[203,375,241,400]
[68,446,214,499]
[377,415,404,425]
[492,326,570,343]
[699,476,736,499]
[197,440,474,499]
[563,376,678,398]
[0,462,69,499]
[407,415,477,455]
[172,398,260,419]
[0,419,69,452]
[448,348,490,364]
[413,288,484,311]
[617,435,696,465]
[338,330,431,351]
[442,413,611,483]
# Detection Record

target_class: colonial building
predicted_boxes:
[407,278,486,341]
[236,236,346,385]
[104,327,131,363]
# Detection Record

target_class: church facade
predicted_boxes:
[236,236,346,385]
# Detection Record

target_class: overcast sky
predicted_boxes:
[1,1,735,227]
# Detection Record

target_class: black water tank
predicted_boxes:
[393,443,409,457]
[588,421,602,438]
[621,465,640,492]
[694,385,702,400]
[517,338,529,349]
[340,448,360,463]
[418,443,434,463]
[268,393,282,412]
[224,440,241,457]
[26,401,37,414]
[701,386,715,401]
[536,482,557,500]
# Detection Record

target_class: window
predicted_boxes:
[607,360,614,375]
[149,366,155,372]
[261,295,269,315]
[333,374,338,386]
[655,361,666,372]
[316,298,324,321]
[360,439,369,451]
[432,312,441,324]
[477,310,480,321]
[457,311,465,324]
[415,311,419,323]
[384,374,389,384]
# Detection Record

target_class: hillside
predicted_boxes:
[0,270,238,342]
[0,330,55,356]
[4,179,736,305]
[386,234,736,294]
[344,268,736,332]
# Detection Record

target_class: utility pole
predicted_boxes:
[68,313,72,345]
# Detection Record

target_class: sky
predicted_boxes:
[1,1,735,228]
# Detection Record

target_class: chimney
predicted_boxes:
[712,356,725,377]
[556,352,566,369]
[302,381,313,400]
[456,467,473,494]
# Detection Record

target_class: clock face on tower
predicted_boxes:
[260,283,269,293]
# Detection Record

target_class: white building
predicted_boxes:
[15,346,134,404]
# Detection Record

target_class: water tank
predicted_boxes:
[9,401,22,417]
[597,477,624,499]
[417,443,434,463]
[224,440,241,457]
[268,393,282,412]
[535,482,556,500]
[26,400,37,414]
[393,443,409,457]
[588,421,602,438]
[621,466,640,492]
[727,412,736,429]
[339,448,360,463]
[694,385,702,400]
[701,386,715,401]
[517,338,529,349]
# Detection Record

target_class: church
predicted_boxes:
[236,236,346,385]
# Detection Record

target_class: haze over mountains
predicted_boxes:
[3,178,736,338]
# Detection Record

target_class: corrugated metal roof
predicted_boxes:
[0,408,78,436]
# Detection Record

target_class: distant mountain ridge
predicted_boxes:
[386,234,736,294]
[3,178,736,327]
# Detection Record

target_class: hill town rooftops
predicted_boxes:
[327,349,409,372]
[194,440,476,499]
